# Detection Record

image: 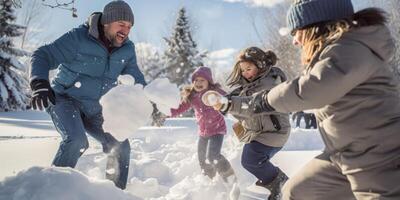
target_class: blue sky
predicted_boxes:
[18,0,370,52]
[27,0,280,51]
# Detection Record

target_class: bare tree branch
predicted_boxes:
[261,0,302,80]
[12,0,22,8]
[15,0,51,50]
[42,0,73,8]
[41,0,78,17]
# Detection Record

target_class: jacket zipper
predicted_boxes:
[88,35,124,98]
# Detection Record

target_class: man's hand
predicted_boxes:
[30,79,56,110]
[249,91,275,114]
[151,103,166,127]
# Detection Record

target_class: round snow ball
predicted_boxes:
[207,94,219,106]
[74,82,82,88]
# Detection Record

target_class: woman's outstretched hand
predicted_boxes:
[249,91,275,114]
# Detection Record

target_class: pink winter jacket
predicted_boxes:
[171,88,227,137]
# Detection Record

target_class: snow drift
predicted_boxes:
[0,166,140,200]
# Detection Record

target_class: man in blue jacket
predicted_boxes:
[29,1,145,189]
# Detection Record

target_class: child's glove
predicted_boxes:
[232,122,245,140]
[212,100,230,112]
[249,91,275,114]
[30,79,56,110]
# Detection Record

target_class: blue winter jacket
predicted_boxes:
[30,13,146,114]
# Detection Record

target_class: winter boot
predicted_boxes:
[215,157,235,182]
[102,132,118,154]
[255,168,288,200]
[215,158,240,200]
[218,165,236,183]
[105,139,131,190]
[200,163,217,179]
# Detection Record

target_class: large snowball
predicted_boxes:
[100,76,153,140]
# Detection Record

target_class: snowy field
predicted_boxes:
[0,110,323,200]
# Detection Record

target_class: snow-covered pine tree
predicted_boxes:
[0,0,30,111]
[141,52,163,82]
[136,43,164,82]
[162,7,206,87]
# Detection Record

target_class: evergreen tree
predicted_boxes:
[141,51,163,82]
[0,0,30,111]
[136,43,164,82]
[162,7,206,87]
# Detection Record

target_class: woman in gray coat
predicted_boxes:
[218,0,400,199]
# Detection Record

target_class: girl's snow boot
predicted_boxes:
[200,163,217,179]
[255,168,288,200]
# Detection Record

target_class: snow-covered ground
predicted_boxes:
[0,110,323,200]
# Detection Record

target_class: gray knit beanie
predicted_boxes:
[101,0,134,25]
[287,0,354,32]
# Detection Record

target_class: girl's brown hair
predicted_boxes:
[299,8,387,68]
[227,47,277,87]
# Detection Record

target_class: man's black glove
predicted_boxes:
[30,79,56,110]
[151,103,166,127]
[250,91,275,114]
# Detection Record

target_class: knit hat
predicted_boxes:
[239,47,277,70]
[101,0,134,25]
[191,67,214,84]
[287,0,354,32]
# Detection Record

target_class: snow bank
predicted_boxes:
[0,110,55,137]
[0,166,140,200]
[0,111,324,200]
[283,127,324,151]
[125,131,243,200]
[160,175,229,200]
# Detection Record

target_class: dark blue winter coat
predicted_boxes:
[30,13,146,114]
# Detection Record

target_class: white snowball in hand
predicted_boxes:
[207,94,220,106]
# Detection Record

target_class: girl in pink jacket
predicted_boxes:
[170,66,235,182]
